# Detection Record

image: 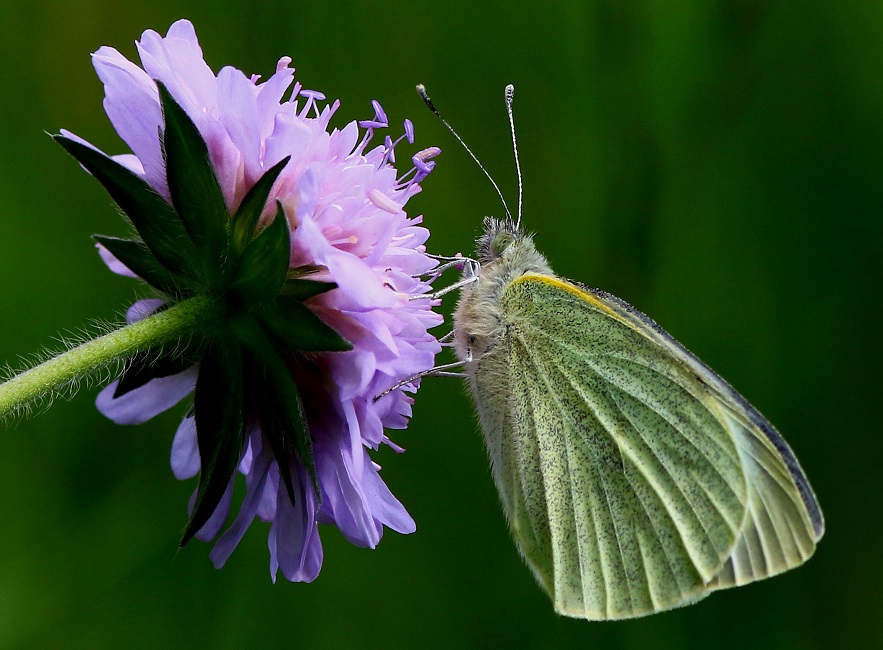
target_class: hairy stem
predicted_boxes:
[0,295,222,419]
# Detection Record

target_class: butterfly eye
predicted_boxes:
[491,231,514,257]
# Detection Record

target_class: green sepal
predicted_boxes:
[255,297,352,353]
[93,235,190,297]
[53,134,197,279]
[230,314,318,504]
[280,278,338,300]
[113,342,205,398]
[229,201,290,304]
[231,156,291,253]
[181,337,247,546]
[158,82,230,290]
[242,355,299,508]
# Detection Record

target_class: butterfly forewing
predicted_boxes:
[568,278,825,547]
[571,279,825,568]
[480,273,821,619]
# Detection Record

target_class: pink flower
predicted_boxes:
[67,19,442,582]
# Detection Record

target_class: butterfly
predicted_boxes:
[413,83,824,620]
[451,216,824,619]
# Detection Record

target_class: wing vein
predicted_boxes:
[607,383,728,580]
[537,345,664,614]
[549,357,639,613]
[737,432,809,515]
[591,355,741,486]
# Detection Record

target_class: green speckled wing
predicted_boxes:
[495,274,823,619]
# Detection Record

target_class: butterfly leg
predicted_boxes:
[373,359,467,401]
[410,270,479,301]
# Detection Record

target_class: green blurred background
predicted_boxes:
[0,1,880,648]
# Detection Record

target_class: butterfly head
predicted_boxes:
[477,217,523,264]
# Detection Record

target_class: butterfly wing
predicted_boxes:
[562,277,825,591]
[485,273,822,619]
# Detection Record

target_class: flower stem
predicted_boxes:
[0,295,222,419]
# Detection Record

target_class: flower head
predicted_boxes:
[57,19,442,582]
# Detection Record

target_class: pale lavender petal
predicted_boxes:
[362,460,416,534]
[255,58,295,132]
[96,243,138,278]
[328,120,360,159]
[137,21,215,109]
[237,436,254,474]
[57,128,102,152]
[135,21,230,203]
[166,18,202,48]
[170,416,199,480]
[92,46,166,197]
[195,479,234,542]
[110,153,145,175]
[315,440,379,548]
[125,299,164,323]
[341,401,366,480]
[293,167,319,221]
[350,398,385,448]
[264,112,313,172]
[218,66,262,187]
[325,348,376,403]
[209,440,273,568]
[255,472,278,522]
[356,309,399,356]
[270,469,322,583]
[95,366,197,425]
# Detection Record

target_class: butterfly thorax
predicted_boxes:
[452,218,554,543]
[453,218,552,364]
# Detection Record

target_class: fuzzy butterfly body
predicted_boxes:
[453,217,824,620]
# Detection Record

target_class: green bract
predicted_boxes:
[54,82,352,545]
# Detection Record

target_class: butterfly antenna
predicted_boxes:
[416,84,514,222]
[504,84,523,230]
